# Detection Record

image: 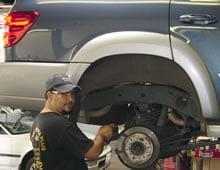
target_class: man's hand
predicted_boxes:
[98,124,116,144]
[86,124,117,160]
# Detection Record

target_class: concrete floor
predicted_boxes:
[108,141,128,170]
[108,151,128,170]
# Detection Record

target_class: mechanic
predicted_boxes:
[30,74,115,170]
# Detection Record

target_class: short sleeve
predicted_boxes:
[60,124,94,159]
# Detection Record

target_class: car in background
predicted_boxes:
[0,106,112,170]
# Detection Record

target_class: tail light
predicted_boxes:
[3,11,39,48]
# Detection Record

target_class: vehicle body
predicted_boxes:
[0,0,220,169]
[0,106,112,170]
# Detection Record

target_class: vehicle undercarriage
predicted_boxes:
[77,84,204,169]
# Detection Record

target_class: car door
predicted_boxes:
[0,124,11,170]
[170,0,220,113]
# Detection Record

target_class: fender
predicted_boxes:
[14,135,33,170]
[67,31,172,83]
[171,37,219,121]
[67,31,219,124]
[71,31,172,62]
[18,150,33,170]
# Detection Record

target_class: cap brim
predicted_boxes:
[53,84,81,93]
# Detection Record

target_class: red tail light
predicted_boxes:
[3,11,39,48]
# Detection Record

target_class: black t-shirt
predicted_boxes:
[30,112,93,170]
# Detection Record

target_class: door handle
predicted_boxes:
[179,14,218,25]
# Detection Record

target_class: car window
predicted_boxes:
[0,106,37,134]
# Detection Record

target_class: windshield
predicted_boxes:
[0,106,37,134]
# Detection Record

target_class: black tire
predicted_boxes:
[24,157,34,170]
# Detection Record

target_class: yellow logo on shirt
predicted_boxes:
[31,127,47,170]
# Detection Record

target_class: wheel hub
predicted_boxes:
[130,141,145,156]
[125,133,153,163]
[116,126,160,169]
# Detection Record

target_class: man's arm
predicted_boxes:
[85,124,114,161]
[84,133,105,160]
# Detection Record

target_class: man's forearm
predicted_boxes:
[85,133,105,161]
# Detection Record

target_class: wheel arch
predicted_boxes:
[66,31,219,126]
[76,54,203,123]
[19,150,33,170]
[171,37,219,121]
[71,31,172,63]
[78,54,196,97]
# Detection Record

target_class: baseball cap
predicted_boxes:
[45,74,81,93]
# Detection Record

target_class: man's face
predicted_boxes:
[49,91,76,114]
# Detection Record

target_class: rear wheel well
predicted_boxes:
[78,54,202,122]
[76,54,205,169]
[80,84,202,123]
[79,54,198,97]
[20,151,33,170]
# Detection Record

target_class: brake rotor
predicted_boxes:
[116,126,160,169]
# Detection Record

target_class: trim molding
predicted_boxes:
[0,153,21,158]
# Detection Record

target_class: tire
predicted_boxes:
[24,157,34,170]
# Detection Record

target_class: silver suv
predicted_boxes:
[1,0,220,169]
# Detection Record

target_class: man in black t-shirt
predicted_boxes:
[30,74,114,170]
